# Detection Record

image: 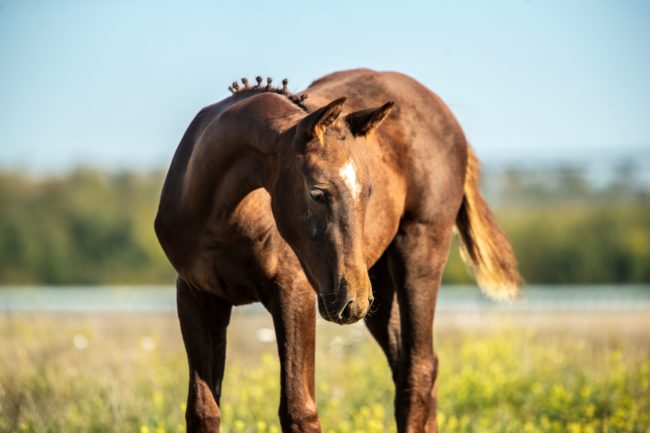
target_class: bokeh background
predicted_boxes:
[1,1,649,432]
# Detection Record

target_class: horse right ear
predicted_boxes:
[297,97,347,143]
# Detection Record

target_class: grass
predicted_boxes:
[0,310,649,433]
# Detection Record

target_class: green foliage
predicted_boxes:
[442,165,649,284]
[0,169,174,284]
[443,204,650,284]
[0,167,648,284]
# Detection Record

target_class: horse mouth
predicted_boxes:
[317,293,360,325]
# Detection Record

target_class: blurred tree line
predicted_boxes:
[0,169,173,284]
[445,164,650,284]
[0,165,648,285]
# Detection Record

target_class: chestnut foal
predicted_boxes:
[155,69,521,433]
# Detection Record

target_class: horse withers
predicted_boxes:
[154,69,521,433]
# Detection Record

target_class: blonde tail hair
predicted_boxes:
[455,147,522,300]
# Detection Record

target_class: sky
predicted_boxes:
[1,0,649,172]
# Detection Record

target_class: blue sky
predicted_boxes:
[1,0,649,172]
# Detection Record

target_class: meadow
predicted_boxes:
[1,310,648,433]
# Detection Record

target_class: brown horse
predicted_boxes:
[155,68,521,433]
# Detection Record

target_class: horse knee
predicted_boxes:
[432,350,439,383]
[186,376,221,433]
[396,352,437,407]
[279,399,320,433]
[419,351,440,396]
[186,409,220,433]
[186,414,220,433]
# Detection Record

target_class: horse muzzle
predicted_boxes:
[317,278,373,325]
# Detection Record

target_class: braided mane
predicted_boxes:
[228,76,309,113]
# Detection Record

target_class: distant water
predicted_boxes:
[0,285,649,313]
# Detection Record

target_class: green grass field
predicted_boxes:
[1,311,649,433]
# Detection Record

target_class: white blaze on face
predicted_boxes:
[339,159,361,199]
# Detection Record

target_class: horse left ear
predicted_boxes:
[345,101,394,136]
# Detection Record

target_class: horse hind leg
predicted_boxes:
[177,278,233,433]
[388,220,452,433]
[364,252,401,382]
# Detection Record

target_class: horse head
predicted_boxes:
[271,97,394,324]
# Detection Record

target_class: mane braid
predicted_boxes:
[227,76,310,113]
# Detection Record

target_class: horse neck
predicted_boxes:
[181,93,301,226]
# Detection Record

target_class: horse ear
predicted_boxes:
[298,97,347,142]
[345,101,394,136]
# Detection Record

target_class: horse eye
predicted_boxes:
[309,188,328,204]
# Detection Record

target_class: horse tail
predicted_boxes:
[455,146,522,300]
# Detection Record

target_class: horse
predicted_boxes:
[154,68,521,433]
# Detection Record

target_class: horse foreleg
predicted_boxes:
[177,278,233,433]
[266,278,321,433]
[388,221,450,433]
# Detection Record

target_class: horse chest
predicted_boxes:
[200,213,281,305]
[210,247,267,305]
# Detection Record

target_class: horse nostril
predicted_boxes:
[338,300,354,321]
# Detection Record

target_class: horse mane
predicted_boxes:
[227,76,310,113]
